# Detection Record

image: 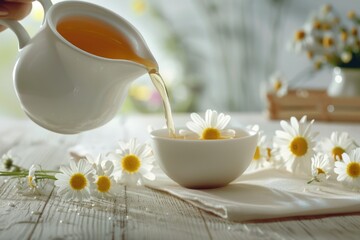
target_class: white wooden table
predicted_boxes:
[0,113,359,240]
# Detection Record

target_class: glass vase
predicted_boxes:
[327,67,360,97]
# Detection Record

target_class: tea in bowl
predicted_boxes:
[150,128,258,189]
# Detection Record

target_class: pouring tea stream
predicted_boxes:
[0,0,175,136]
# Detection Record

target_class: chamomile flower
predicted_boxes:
[334,149,360,190]
[108,138,155,186]
[266,146,278,168]
[340,51,352,63]
[246,125,268,171]
[273,116,318,175]
[27,165,37,189]
[179,109,235,140]
[322,33,340,55]
[317,131,356,161]
[132,0,147,15]
[91,159,120,199]
[308,153,333,183]
[318,4,339,27]
[268,72,288,97]
[1,151,22,172]
[304,17,325,39]
[288,29,308,53]
[1,152,13,171]
[55,158,95,201]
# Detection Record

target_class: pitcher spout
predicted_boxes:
[111,9,159,71]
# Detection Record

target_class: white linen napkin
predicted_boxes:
[146,168,360,222]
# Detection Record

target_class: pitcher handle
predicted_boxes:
[0,0,53,49]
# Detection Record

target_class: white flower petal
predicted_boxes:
[205,109,213,127]
[186,121,203,135]
[280,120,296,137]
[179,129,192,136]
[216,115,231,130]
[210,110,218,127]
[342,153,351,164]
[220,129,236,138]
[290,117,300,134]
[190,113,206,126]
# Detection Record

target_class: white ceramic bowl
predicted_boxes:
[150,128,258,189]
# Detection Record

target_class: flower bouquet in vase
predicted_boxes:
[290,4,360,97]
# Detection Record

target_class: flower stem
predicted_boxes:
[307,177,320,184]
[36,176,57,181]
[0,170,58,180]
[0,172,27,177]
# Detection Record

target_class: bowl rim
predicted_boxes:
[150,127,258,143]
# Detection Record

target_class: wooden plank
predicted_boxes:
[0,180,52,240]
[252,216,360,240]
[30,190,121,239]
[122,186,212,240]
[267,90,360,122]
[0,127,80,240]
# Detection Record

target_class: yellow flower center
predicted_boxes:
[346,162,360,178]
[253,146,261,160]
[267,148,272,159]
[332,146,345,161]
[323,37,334,48]
[294,30,305,41]
[323,4,332,13]
[69,173,87,190]
[273,80,282,91]
[317,168,325,175]
[348,11,356,20]
[324,54,335,62]
[121,154,141,173]
[351,27,358,36]
[322,23,332,31]
[313,21,322,30]
[201,128,221,140]
[289,137,308,157]
[314,61,322,70]
[306,51,314,59]
[96,176,111,193]
[341,31,348,42]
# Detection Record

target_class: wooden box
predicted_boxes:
[267,89,360,122]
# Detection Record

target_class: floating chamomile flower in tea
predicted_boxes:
[179,109,235,140]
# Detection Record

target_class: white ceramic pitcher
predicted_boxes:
[0,0,157,134]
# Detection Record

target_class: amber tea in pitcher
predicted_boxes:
[57,15,176,137]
